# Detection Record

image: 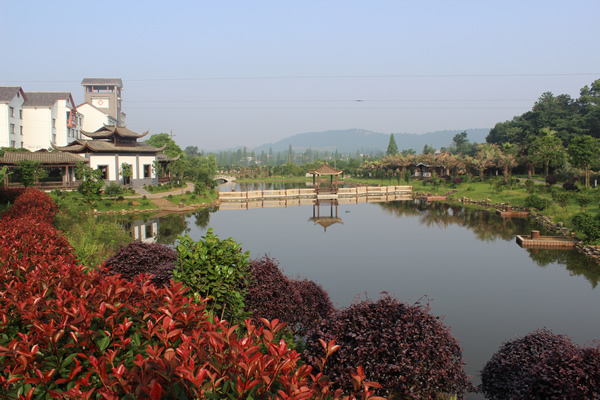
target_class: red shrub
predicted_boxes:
[304,294,471,399]
[0,189,382,399]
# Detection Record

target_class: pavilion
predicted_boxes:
[308,162,343,197]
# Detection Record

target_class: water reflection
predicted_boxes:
[377,200,600,287]
[309,200,343,232]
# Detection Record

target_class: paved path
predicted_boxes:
[125,183,195,199]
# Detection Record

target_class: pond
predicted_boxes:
[115,182,600,398]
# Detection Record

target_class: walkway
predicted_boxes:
[121,183,202,213]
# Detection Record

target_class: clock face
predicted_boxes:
[93,98,109,108]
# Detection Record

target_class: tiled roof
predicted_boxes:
[0,151,88,165]
[54,139,164,154]
[308,162,343,175]
[81,78,123,87]
[23,92,71,107]
[82,125,149,139]
[0,87,22,102]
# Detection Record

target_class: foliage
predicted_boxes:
[120,162,133,184]
[245,255,334,337]
[575,192,594,212]
[386,133,398,156]
[174,229,251,323]
[572,212,600,242]
[403,168,411,185]
[554,192,571,211]
[563,181,580,191]
[524,179,535,194]
[568,135,600,188]
[105,241,177,288]
[545,175,557,186]
[0,165,10,186]
[15,159,45,187]
[528,135,566,177]
[104,181,123,197]
[452,177,463,185]
[75,162,105,207]
[304,294,471,399]
[146,132,185,158]
[480,328,600,399]
[524,194,548,211]
[0,188,381,400]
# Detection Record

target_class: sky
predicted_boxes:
[2,0,599,151]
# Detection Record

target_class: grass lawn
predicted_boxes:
[163,190,218,206]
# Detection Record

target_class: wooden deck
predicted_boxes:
[218,185,413,203]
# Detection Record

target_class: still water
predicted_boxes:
[124,183,600,397]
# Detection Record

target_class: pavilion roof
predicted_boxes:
[82,125,149,139]
[308,162,343,176]
[0,151,87,166]
[81,78,123,87]
[52,139,165,154]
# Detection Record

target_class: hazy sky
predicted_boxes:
[2,0,599,150]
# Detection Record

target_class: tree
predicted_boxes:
[146,133,184,158]
[120,163,132,185]
[568,135,600,188]
[386,133,398,156]
[528,135,566,177]
[16,159,46,187]
[75,162,104,207]
[422,144,436,155]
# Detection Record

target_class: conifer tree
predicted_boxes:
[386,133,399,155]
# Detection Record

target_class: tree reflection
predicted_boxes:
[156,214,190,245]
[193,206,217,229]
[376,200,600,288]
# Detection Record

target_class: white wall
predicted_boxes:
[0,93,25,148]
[78,103,116,133]
[22,107,52,151]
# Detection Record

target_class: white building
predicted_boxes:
[76,102,118,132]
[80,78,125,127]
[22,92,81,151]
[54,125,165,186]
[0,87,27,149]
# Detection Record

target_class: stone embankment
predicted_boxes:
[416,192,600,264]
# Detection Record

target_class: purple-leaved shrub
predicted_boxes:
[304,294,472,399]
[105,240,177,288]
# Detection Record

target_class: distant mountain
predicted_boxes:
[252,128,489,155]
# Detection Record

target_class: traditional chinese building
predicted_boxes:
[53,125,165,186]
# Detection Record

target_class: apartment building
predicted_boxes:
[22,92,81,151]
[0,87,27,149]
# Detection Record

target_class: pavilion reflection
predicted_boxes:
[309,199,343,232]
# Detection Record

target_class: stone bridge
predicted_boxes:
[214,175,236,183]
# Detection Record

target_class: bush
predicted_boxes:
[480,328,600,399]
[291,278,334,336]
[572,212,600,242]
[304,295,471,398]
[104,181,123,197]
[0,189,378,399]
[545,175,557,186]
[524,179,535,194]
[576,192,594,211]
[452,177,463,185]
[104,241,177,288]
[116,195,124,201]
[563,181,580,191]
[524,194,548,211]
[174,229,250,323]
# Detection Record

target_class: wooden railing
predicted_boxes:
[219,186,413,202]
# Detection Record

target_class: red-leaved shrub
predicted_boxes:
[480,328,600,399]
[304,294,471,399]
[0,189,383,399]
[105,241,177,288]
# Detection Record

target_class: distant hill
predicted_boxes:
[252,128,489,155]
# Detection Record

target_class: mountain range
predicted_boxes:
[252,128,490,155]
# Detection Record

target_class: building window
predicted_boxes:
[52,134,56,143]
[143,164,151,178]
[19,110,22,119]
[52,118,56,128]
[10,140,15,148]
[9,107,14,117]
[20,126,23,135]
[10,124,15,134]
[98,165,108,179]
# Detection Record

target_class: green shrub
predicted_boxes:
[104,182,123,197]
[525,179,535,194]
[572,212,600,242]
[116,195,124,201]
[167,194,173,199]
[174,229,251,323]
[127,201,133,206]
[524,194,548,211]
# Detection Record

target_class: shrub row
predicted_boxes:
[0,189,380,399]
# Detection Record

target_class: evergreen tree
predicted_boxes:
[386,133,399,155]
